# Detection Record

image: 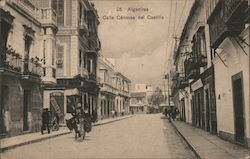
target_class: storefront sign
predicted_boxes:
[191,79,203,91]
[50,92,64,117]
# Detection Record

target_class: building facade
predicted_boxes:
[41,0,101,122]
[98,55,131,119]
[206,0,249,147]
[98,55,117,118]
[171,0,250,148]
[129,84,152,113]
[171,0,217,133]
[0,0,57,137]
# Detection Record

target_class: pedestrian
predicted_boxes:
[41,108,50,134]
[111,109,115,118]
[55,113,60,125]
[92,110,98,122]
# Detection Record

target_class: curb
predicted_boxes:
[0,131,71,153]
[0,115,134,153]
[170,121,203,159]
[93,115,135,126]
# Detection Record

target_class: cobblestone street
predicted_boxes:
[1,114,195,159]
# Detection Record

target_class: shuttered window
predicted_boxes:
[56,45,64,69]
[65,0,72,26]
[52,0,64,26]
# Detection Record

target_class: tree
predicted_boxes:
[149,87,164,106]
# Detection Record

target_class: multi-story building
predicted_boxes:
[98,55,117,118]
[206,0,249,147]
[130,84,152,113]
[171,0,217,134]
[98,55,131,118]
[0,0,57,137]
[115,72,131,115]
[171,0,250,148]
[40,0,101,122]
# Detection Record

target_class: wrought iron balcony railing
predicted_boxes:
[208,0,248,48]
[23,58,43,77]
[88,73,96,81]
[171,72,189,95]
[0,48,22,72]
[79,19,88,32]
[1,48,43,77]
[184,58,200,80]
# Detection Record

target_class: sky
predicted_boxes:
[93,0,194,90]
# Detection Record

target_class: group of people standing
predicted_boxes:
[164,106,179,122]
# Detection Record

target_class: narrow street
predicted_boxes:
[2,114,196,159]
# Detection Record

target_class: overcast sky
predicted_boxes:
[93,0,194,90]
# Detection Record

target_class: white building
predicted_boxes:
[206,0,249,147]
[98,55,131,119]
[130,84,153,113]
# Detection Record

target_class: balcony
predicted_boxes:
[171,72,189,95]
[80,67,88,78]
[41,66,56,84]
[88,33,101,51]
[208,0,248,48]
[88,73,96,81]
[8,0,36,17]
[23,58,43,77]
[0,48,43,80]
[184,58,200,79]
[36,8,57,26]
[79,19,88,32]
[196,54,207,67]
[101,82,117,95]
[0,48,22,73]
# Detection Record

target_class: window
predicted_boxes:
[83,53,87,68]
[79,50,82,67]
[79,2,82,20]
[52,0,64,26]
[56,45,64,69]
[87,59,91,73]
[24,35,32,73]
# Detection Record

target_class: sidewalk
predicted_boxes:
[171,121,250,159]
[93,114,134,126]
[0,115,134,152]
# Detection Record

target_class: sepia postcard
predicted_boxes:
[0,0,250,158]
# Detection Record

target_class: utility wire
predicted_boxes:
[173,0,178,37]
[175,0,188,36]
[164,0,173,74]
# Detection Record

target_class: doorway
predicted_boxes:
[181,99,186,122]
[232,72,245,144]
[205,89,210,132]
[23,90,30,131]
[0,86,8,135]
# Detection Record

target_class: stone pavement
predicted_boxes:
[171,121,250,159]
[0,115,134,152]
[1,114,195,159]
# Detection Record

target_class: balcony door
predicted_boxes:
[232,72,245,144]
[0,86,8,135]
[23,90,30,131]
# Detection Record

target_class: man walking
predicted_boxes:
[41,108,50,134]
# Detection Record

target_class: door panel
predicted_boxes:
[23,90,29,131]
[232,77,245,144]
